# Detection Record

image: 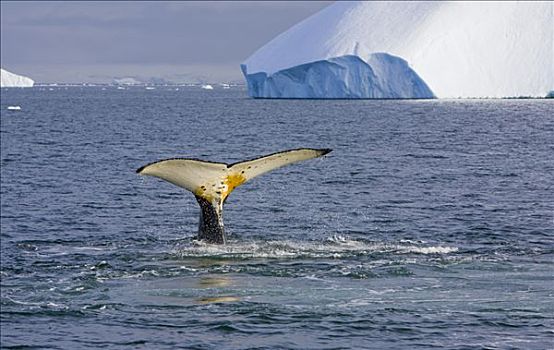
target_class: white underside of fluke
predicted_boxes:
[137,148,331,204]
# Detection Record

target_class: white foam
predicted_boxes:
[402,246,458,254]
[175,236,457,259]
[5,296,67,309]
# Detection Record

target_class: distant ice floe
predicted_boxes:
[201,84,214,90]
[242,1,553,99]
[7,106,22,111]
[113,77,142,86]
[1,68,34,88]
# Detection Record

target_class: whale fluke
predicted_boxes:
[137,148,331,244]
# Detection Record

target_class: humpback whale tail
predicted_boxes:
[137,148,331,244]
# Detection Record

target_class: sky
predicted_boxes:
[0,1,331,83]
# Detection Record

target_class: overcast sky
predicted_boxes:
[0,1,331,83]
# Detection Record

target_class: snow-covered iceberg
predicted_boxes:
[242,1,553,99]
[1,68,34,88]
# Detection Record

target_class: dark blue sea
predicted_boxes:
[1,86,553,349]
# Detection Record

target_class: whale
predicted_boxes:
[137,148,331,244]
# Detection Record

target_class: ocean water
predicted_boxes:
[1,86,553,349]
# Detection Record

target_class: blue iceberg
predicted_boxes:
[241,53,434,99]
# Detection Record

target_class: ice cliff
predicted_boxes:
[1,68,34,88]
[242,1,553,99]
[242,54,433,99]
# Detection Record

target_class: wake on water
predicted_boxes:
[174,235,458,260]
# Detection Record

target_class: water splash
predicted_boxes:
[174,235,458,259]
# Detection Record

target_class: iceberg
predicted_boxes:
[242,53,433,99]
[113,77,143,85]
[1,68,34,88]
[242,1,553,99]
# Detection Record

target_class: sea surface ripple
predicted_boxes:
[1,87,553,349]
